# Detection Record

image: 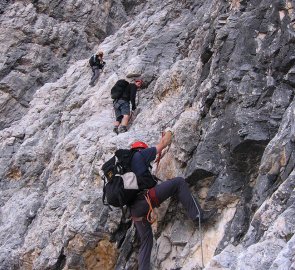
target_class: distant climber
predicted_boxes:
[112,79,143,134]
[129,130,216,270]
[89,51,105,86]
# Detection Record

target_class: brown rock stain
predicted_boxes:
[261,146,289,176]
[83,240,118,270]
[21,248,42,270]
[68,234,85,253]
[6,166,22,180]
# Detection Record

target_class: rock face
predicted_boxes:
[0,0,130,130]
[0,0,295,269]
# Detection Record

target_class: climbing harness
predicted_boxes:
[131,190,157,224]
[192,195,205,269]
[144,193,157,224]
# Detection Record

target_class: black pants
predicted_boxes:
[130,177,203,270]
[89,66,101,85]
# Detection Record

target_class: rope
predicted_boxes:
[144,194,157,224]
[192,195,204,269]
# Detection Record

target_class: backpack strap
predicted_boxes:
[131,190,157,224]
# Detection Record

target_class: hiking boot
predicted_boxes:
[113,126,119,134]
[119,126,127,133]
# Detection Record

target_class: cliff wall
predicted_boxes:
[0,0,294,269]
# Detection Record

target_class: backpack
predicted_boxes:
[111,79,130,100]
[101,149,157,208]
[89,54,96,67]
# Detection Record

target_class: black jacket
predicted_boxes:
[121,83,137,110]
[90,55,106,69]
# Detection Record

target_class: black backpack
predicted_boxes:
[89,54,96,67]
[101,149,157,208]
[111,79,130,100]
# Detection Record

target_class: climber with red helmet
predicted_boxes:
[89,51,106,86]
[129,129,216,270]
[130,141,149,149]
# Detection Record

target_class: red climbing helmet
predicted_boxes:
[130,141,148,149]
[135,79,143,87]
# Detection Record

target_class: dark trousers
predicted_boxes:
[130,177,203,270]
[89,67,101,85]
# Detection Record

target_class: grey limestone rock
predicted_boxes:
[0,0,295,269]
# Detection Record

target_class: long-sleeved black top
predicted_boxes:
[90,55,106,69]
[129,83,137,110]
[121,83,137,110]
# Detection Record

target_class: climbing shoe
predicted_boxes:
[113,126,119,134]
[119,126,128,133]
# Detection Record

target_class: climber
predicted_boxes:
[129,130,216,270]
[113,79,143,134]
[89,51,106,86]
